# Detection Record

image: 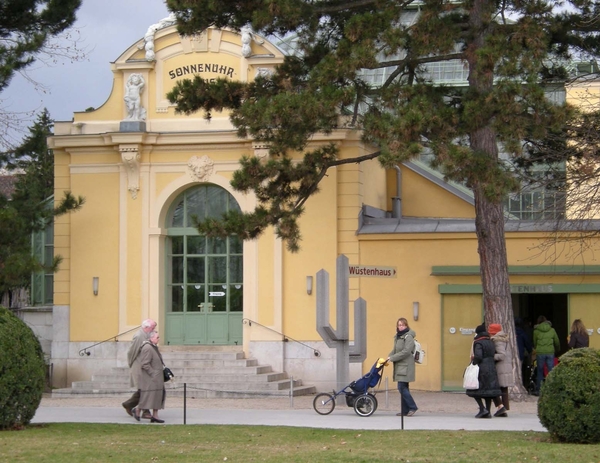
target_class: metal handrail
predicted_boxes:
[78,325,141,356]
[242,318,321,357]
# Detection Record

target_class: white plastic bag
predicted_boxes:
[413,339,426,364]
[463,363,479,390]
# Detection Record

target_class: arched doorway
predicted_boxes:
[165,184,243,345]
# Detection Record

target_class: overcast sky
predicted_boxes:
[2,0,171,141]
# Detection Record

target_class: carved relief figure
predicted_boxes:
[188,155,214,182]
[241,26,253,57]
[240,25,264,58]
[255,67,274,79]
[124,74,147,121]
[144,13,177,61]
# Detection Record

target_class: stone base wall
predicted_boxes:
[12,306,53,361]
[249,340,363,392]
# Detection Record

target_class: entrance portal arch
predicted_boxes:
[164,184,243,345]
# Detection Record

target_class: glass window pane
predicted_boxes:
[187,284,204,312]
[206,187,228,218]
[44,275,53,304]
[186,188,206,225]
[207,236,226,254]
[170,286,183,312]
[229,256,243,283]
[208,285,227,311]
[187,257,205,283]
[187,235,205,255]
[230,285,243,312]
[172,257,184,283]
[44,246,53,266]
[208,257,227,283]
[229,198,241,213]
[229,235,242,254]
[45,223,54,244]
[171,236,184,255]
[171,200,185,227]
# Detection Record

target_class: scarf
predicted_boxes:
[396,327,409,338]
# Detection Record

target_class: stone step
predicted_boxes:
[160,359,261,368]
[59,347,315,399]
[52,384,316,398]
[159,351,246,360]
[73,377,300,391]
[160,345,243,352]
[91,372,286,383]
[92,365,273,381]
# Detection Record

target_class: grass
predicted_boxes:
[1,424,600,462]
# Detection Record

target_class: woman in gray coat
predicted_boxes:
[489,323,514,417]
[387,317,418,416]
[135,331,166,423]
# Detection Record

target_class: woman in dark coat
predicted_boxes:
[466,324,501,418]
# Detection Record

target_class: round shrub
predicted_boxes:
[538,347,600,443]
[0,306,46,430]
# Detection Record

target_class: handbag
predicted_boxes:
[163,366,174,382]
[463,363,479,390]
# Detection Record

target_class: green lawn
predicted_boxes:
[1,424,599,462]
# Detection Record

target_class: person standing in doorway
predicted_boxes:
[122,318,156,418]
[533,316,560,394]
[568,319,590,349]
[387,317,418,417]
[514,317,533,387]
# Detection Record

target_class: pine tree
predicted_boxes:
[0,0,82,93]
[165,0,600,391]
[0,109,83,299]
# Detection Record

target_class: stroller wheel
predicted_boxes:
[313,393,336,415]
[353,393,377,417]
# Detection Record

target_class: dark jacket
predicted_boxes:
[466,333,501,399]
[515,326,533,361]
[568,331,589,349]
[533,321,560,355]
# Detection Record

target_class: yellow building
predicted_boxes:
[48,21,600,393]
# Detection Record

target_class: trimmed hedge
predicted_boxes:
[0,306,46,430]
[538,348,600,443]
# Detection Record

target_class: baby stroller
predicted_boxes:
[312,358,388,417]
[526,358,538,395]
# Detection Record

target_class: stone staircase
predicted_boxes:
[52,346,316,398]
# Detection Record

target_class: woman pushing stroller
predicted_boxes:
[388,317,418,417]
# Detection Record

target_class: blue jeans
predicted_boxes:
[536,354,555,390]
[397,382,418,414]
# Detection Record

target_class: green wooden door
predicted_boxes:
[441,294,483,390]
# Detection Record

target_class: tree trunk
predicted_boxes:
[467,0,527,397]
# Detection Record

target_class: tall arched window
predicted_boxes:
[165,185,242,345]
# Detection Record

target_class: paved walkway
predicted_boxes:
[32,406,545,431]
[32,391,545,432]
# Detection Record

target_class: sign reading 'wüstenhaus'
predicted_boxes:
[349,265,397,278]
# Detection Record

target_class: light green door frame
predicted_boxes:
[165,185,243,346]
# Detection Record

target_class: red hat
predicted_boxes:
[488,324,502,336]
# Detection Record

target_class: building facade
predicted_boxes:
[47,20,600,392]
